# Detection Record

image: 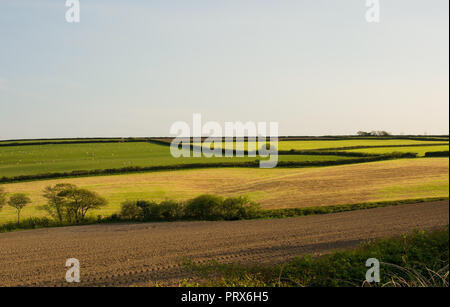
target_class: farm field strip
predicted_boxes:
[0,158,448,223]
[338,145,449,156]
[0,200,447,286]
[193,139,449,151]
[276,139,449,151]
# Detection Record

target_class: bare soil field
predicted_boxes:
[0,200,448,287]
[1,158,448,222]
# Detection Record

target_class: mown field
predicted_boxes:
[0,158,448,223]
[276,139,448,151]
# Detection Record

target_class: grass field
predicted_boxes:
[1,138,448,179]
[0,142,359,178]
[0,158,447,223]
[338,145,449,156]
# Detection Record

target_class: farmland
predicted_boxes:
[193,138,449,152]
[0,142,360,178]
[0,200,447,286]
[338,145,449,156]
[0,136,448,287]
[276,139,448,151]
[0,157,448,224]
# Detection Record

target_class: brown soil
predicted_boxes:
[0,200,448,287]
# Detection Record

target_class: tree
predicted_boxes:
[369,130,391,136]
[357,131,371,136]
[41,183,77,224]
[0,187,7,211]
[8,193,31,224]
[59,188,107,223]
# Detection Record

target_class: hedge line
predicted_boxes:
[425,151,449,157]
[2,196,446,233]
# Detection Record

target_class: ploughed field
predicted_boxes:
[0,200,448,286]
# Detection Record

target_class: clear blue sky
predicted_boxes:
[0,0,448,139]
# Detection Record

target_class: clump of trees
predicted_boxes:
[120,194,261,222]
[357,131,391,136]
[41,183,107,224]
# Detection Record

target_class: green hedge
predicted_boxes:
[425,151,449,157]
[119,195,261,222]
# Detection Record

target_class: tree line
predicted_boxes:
[0,185,107,224]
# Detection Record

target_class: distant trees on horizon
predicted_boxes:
[357,130,391,136]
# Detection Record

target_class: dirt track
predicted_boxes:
[0,200,448,286]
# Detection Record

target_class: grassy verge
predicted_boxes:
[1,196,447,233]
[181,227,449,287]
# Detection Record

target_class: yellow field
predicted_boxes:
[0,158,448,223]
[193,139,448,151]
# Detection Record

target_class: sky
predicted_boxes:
[0,0,448,139]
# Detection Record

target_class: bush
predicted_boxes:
[120,200,143,220]
[185,195,225,221]
[222,196,261,220]
[425,151,449,157]
[159,200,185,221]
[136,200,161,221]
[119,195,263,222]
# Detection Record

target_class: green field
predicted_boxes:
[0,142,353,178]
[0,138,448,225]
